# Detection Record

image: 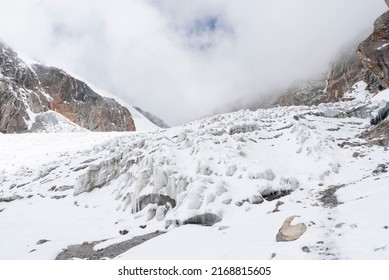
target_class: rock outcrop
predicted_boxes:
[34,65,135,132]
[357,10,389,91]
[279,1,389,105]
[326,47,381,101]
[0,40,135,133]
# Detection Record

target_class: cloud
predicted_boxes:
[0,0,386,125]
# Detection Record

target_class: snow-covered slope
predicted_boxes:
[1,86,389,260]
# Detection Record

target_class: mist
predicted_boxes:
[0,0,386,125]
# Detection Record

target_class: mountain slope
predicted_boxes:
[0,40,162,133]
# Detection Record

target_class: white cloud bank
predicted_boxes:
[0,0,386,125]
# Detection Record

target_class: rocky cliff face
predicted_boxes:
[0,41,48,133]
[278,1,389,106]
[0,40,135,133]
[34,65,135,132]
[357,9,389,91]
[325,47,382,101]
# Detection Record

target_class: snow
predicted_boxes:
[343,81,370,102]
[1,83,389,260]
[371,88,389,103]
[377,43,389,50]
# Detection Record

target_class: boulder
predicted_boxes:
[276,216,307,242]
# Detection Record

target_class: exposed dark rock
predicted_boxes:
[335,223,345,229]
[373,164,388,174]
[319,185,345,208]
[360,119,389,146]
[218,226,230,231]
[352,152,360,158]
[51,195,67,200]
[184,213,222,226]
[0,195,23,203]
[374,246,387,252]
[133,194,176,213]
[134,106,170,128]
[358,10,389,90]
[36,239,50,245]
[301,246,311,253]
[55,231,164,260]
[235,200,247,207]
[262,189,292,202]
[72,165,89,172]
[56,185,73,192]
[0,79,30,133]
[272,200,285,213]
[119,230,129,235]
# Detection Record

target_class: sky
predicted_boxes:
[0,0,386,125]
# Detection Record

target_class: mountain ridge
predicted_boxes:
[0,40,165,133]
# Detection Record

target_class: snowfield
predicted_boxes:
[1,88,389,260]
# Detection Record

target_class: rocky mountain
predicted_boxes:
[283,2,389,106]
[1,1,389,261]
[325,46,381,101]
[0,40,136,133]
[357,5,389,92]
